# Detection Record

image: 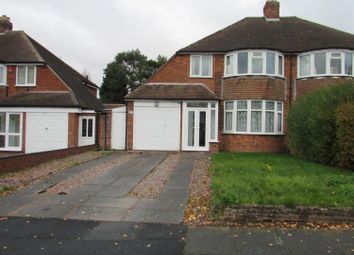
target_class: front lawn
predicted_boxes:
[211,153,354,211]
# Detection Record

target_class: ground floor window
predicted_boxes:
[0,112,22,151]
[224,100,283,135]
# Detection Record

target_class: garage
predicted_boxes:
[133,101,180,151]
[26,112,68,153]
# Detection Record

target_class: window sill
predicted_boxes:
[223,74,285,79]
[297,75,353,80]
[15,84,36,87]
[0,84,7,87]
[223,132,284,136]
[189,76,213,79]
[0,148,22,152]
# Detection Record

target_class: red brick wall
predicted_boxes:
[0,145,97,173]
[223,76,286,101]
[6,65,69,95]
[68,113,79,148]
[296,77,353,99]
[222,134,285,152]
[149,54,224,95]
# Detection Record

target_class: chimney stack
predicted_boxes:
[263,0,280,21]
[0,15,13,33]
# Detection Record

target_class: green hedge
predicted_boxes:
[335,103,354,169]
[288,82,354,169]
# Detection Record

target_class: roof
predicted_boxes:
[125,83,218,101]
[0,31,103,111]
[0,92,80,108]
[179,17,354,54]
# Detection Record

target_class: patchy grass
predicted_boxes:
[0,184,15,195]
[211,153,354,211]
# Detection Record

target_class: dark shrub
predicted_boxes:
[335,103,354,170]
[287,82,354,168]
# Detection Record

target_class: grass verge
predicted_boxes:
[211,153,354,212]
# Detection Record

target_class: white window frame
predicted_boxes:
[78,116,96,146]
[0,64,7,86]
[190,55,213,78]
[0,112,23,151]
[224,50,284,78]
[298,50,354,78]
[224,101,234,132]
[223,100,283,135]
[16,65,37,87]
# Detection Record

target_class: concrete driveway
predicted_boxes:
[0,152,198,224]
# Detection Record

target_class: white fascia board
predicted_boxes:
[0,107,82,113]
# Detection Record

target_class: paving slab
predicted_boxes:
[66,206,129,222]
[123,208,183,224]
[83,197,138,208]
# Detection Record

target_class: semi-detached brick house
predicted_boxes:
[125,0,354,152]
[0,16,104,155]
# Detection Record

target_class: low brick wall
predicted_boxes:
[0,145,97,174]
[224,205,354,224]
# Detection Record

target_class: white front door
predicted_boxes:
[183,109,208,151]
[79,116,95,146]
[182,101,218,151]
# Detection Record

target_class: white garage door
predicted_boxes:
[26,112,68,153]
[134,101,180,151]
[111,106,126,150]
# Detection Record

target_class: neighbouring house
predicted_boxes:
[125,0,354,152]
[0,16,104,155]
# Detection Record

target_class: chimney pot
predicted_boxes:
[0,15,13,33]
[263,0,280,21]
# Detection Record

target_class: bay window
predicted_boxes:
[298,50,354,78]
[0,65,6,86]
[190,55,212,77]
[224,100,283,135]
[225,50,284,77]
[0,113,22,151]
[16,65,36,86]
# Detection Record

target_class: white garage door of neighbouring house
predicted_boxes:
[26,112,68,153]
[111,106,126,150]
[133,101,180,151]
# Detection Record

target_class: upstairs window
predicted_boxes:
[190,55,212,77]
[16,65,36,86]
[225,50,284,77]
[0,65,6,86]
[298,50,354,78]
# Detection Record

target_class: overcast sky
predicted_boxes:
[3,0,354,86]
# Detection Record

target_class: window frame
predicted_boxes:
[223,100,283,135]
[0,112,23,151]
[16,65,37,87]
[224,50,284,78]
[0,64,7,86]
[190,55,213,78]
[297,50,354,78]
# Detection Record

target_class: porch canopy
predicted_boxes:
[125,83,218,101]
